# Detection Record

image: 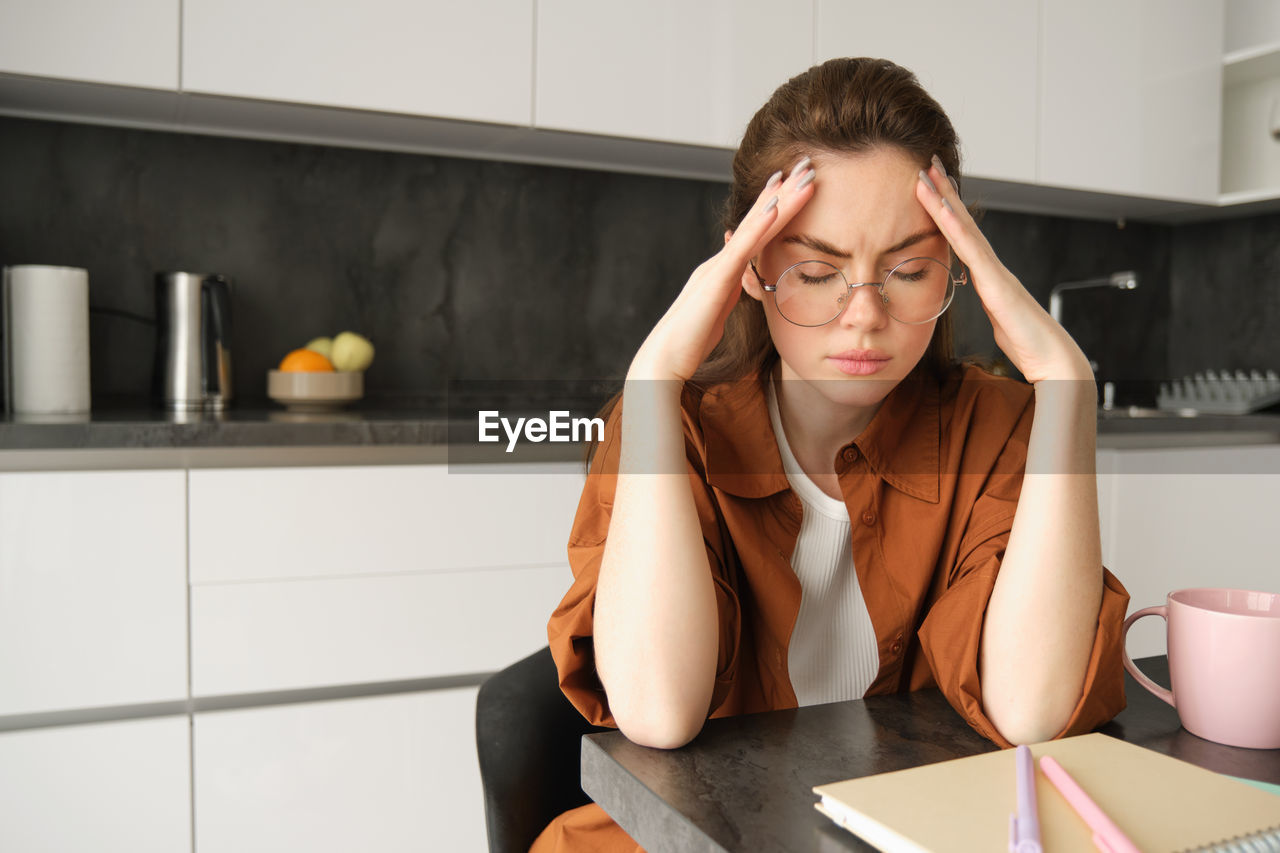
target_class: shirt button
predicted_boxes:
[890,633,904,655]
[861,509,876,526]
[841,446,859,463]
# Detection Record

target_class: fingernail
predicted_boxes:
[918,169,938,194]
[941,197,954,213]
[765,170,783,190]
[790,156,812,179]
[795,169,816,191]
[948,175,959,194]
[763,195,779,213]
[931,154,947,177]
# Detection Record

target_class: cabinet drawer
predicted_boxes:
[189,463,585,583]
[0,470,187,715]
[0,715,191,853]
[194,689,484,853]
[192,564,567,695]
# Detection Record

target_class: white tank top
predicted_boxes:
[767,378,881,705]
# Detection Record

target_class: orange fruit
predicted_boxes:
[278,348,335,372]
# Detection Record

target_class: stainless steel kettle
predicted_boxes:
[153,272,232,411]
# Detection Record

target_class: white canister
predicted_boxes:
[2,265,92,415]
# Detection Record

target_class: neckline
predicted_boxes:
[766,376,850,520]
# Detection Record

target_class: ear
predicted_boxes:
[727,229,766,303]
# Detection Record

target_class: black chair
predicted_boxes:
[476,646,612,853]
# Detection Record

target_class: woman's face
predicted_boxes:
[745,147,947,410]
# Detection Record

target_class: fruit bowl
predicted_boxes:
[267,370,363,412]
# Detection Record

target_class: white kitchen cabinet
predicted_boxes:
[1039,0,1224,203]
[1220,0,1280,199]
[194,688,485,853]
[535,0,813,148]
[0,470,187,716]
[1102,445,1280,659]
[188,463,585,582]
[190,564,567,695]
[814,0,1039,185]
[0,0,178,89]
[182,0,533,126]
[0,715,191,853]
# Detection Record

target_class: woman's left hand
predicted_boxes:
[915,156,1093,385]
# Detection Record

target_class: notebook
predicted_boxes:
[813,733,1280,852]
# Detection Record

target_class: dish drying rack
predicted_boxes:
[1156,369,1280,415]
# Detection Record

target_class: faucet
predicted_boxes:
[1048,271,1139,407]
[1049,271,1139,325]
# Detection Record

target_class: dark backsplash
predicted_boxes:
[1,115,1276,407]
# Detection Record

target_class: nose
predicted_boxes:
[835,279,889,329]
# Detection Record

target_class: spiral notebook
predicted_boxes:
[813,733,1280,852]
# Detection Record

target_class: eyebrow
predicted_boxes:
[781,227,941,259]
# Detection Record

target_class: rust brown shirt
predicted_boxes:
[548,363,1129,749]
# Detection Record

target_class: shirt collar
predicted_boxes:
[698,367,940,504]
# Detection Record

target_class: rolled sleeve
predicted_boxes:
[919,389,1130,748]
[546,399,743,728]
[919,528,1130,747]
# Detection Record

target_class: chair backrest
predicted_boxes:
[475,645,611,853]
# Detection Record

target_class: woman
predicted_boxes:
[532,57,1128,852]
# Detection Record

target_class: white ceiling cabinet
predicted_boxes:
[0,0,1242,215]
[534,0,813,149]
[182,0,533,127]
[1039,0,1224,203]
[814,0,1040,185]
[0,0,178,89]
[1220,0,1280,201]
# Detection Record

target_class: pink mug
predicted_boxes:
[1122,587,1280,749]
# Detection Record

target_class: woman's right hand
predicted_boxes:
[627,157,818,383]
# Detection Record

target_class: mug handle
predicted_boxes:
[1122,606,1175,706]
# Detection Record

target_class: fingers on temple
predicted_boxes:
[917,157,995,267]
[725,157,816,266]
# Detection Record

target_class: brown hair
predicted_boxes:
[695,56,962,388]
[588,57,968,464]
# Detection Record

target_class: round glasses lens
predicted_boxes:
[883,257,954,324]
[774,260,848,326]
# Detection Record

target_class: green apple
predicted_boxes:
[304,336,334,360]
[331,331,375,372]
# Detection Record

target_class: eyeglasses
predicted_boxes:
[751,256,968,326]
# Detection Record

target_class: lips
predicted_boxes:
[830,349,890,361]
[828,349,891,376]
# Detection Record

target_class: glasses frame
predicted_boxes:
[751,256,969,326]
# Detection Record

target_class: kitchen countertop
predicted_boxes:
[2,396,1280,469]
[0,395,603,469]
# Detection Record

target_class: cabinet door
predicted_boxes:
[194,689,484,853]
[191,565,567,695]
[535,0,813,148]
[1040,0,1223,202]
[1107,446,1280,659]
[0,470,188,715]
[182,0,533,126]
[815,0,1039,184]
[0,0,178,89]
[188,463,585,583]
[0,716,191,853]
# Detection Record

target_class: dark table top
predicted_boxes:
[580,657,1280,853]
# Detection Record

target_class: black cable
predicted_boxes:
[89,306,155,326]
